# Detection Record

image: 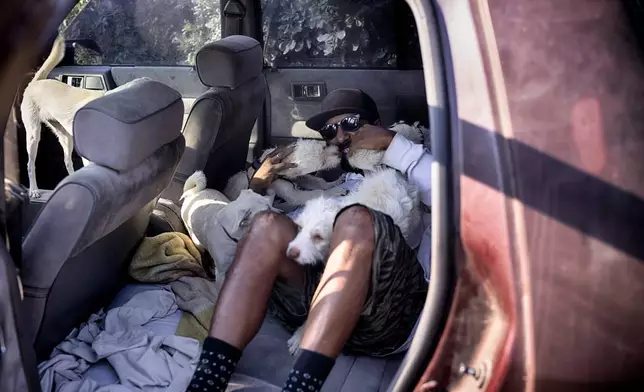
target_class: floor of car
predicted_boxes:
[77,283,403,391]
[242,315,404,392]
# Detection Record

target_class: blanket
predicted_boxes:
[129,232,219,343]
[38,290,199,392]
[129,232,207,282]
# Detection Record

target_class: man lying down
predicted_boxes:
[186,89,433,392]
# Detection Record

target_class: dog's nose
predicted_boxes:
[287,247,300,259]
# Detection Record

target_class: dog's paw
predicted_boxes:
[287,326,304,355]
[28,188,41,199]
[323,186,349,198]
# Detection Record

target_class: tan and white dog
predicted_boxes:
[20,34,150,198]
[20,34,105,198]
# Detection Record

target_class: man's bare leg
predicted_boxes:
[187,211,303,392]
[189,206,374,392]
[209,210,305,349]
[299,205,374,358]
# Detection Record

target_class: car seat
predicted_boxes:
[163,35,266,201]
[20,79,185,359]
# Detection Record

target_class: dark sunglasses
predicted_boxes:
[318,114,362,140]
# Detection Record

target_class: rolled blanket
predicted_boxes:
[129,232,219,343]
[130,232,208,282]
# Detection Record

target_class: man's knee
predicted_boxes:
[247,210,295,242]
[333,205,374,241]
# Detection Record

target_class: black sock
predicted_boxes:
[281,349,335,392]
[187,337,242,392]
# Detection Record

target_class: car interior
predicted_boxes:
[2,0,451,391]
[5,0,644,391]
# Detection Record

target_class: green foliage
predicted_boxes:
[62,0,221,65]
[176,0,222,64]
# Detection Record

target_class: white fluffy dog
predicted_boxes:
[286,169,419,265]
[223,139,347,207]
[284,196,343,265]
[347,121,430,171]
[181,171,276,293]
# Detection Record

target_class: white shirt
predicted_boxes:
[382,133,433,281]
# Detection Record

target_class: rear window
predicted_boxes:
[61,0,222,66]
[261,0,422,69]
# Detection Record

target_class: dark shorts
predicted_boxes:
[268,204,428,357]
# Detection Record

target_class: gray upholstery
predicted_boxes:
[164,36,266,199]
[237,316,403,391]
[74,80,183,172]
[196,35,263,89]
[21,80,185,360]
[107,284,400,391]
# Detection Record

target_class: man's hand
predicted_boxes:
[348,124,395,153]
[249,145,298,194]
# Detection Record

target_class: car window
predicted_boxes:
[261,0,422,69]
[61,0,221,66]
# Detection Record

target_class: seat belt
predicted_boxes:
[222,0,246,37]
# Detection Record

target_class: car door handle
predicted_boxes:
[291,82,326,101]
[58,74,105,90]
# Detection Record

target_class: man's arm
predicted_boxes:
[249,145,298,195]
[382,133,432,207]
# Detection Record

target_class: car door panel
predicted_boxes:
[52,65,205,125]
[110,66,207,129]
[49,66,116,90]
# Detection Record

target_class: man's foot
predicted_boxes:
[281,349,335,392]
[186,337,241,392]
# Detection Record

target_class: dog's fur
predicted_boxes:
[223,139,347,206]
[285,196,343,265]
[181,171,276,293]
[287,168,419,265]
[347,121,430,171]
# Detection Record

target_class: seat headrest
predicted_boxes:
[195,35,263,89]
[74,79,184,172]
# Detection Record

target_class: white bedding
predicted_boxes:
[39,285,197,392]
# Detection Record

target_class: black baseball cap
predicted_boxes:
[305,88,380,131]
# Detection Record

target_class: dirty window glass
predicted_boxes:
[261,0,421,69]
[61,0,221,66]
